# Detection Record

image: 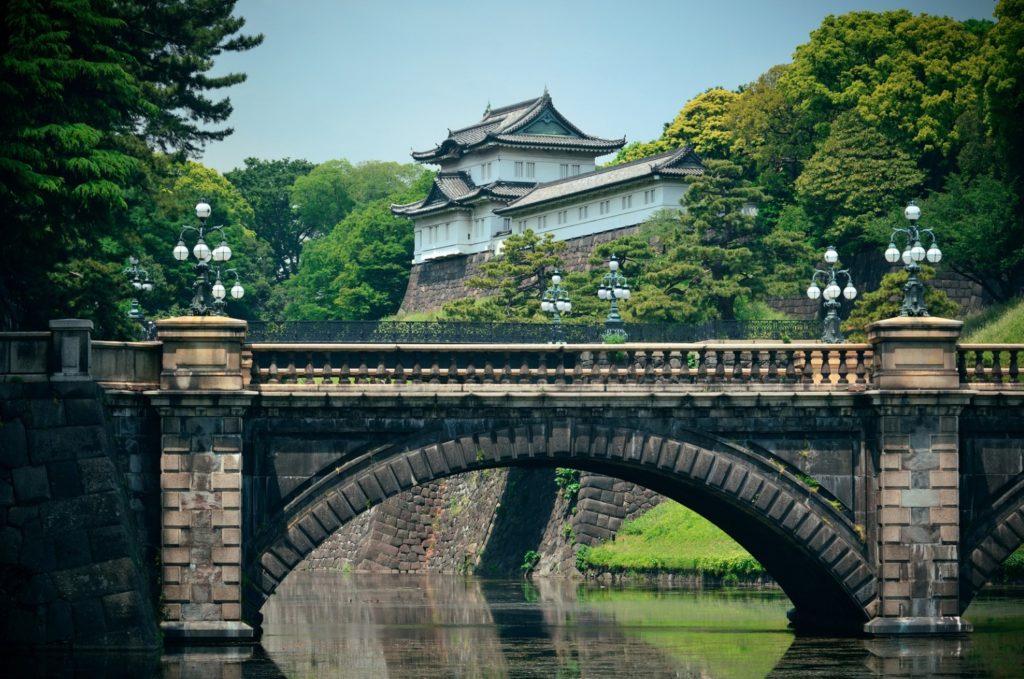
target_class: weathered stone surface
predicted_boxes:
[13,464,50,502]
[78,457,118,493]
[0,418,29,468]
[28,426,103,464]
[51,557,138,599]
[55,530,92,569]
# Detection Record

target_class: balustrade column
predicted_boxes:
[150,316,255,641]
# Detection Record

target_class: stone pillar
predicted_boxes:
[865,317,971,635]
[149,317,254,641]
[49,318,93,380]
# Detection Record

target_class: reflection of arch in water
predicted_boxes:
[246,422,875,631]
[261,572,508,678]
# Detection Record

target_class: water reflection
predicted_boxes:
[257,573,1024,679]
[6,574,1021,677]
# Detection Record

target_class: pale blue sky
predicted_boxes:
[200,0,997,173]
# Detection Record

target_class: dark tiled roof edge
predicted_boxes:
[495,147,703,214]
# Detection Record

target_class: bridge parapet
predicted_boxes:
[244,342,874,390]
[958,344,1024,387]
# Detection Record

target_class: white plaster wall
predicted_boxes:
[510,182,688,243]
[414,212,473,263]
[444,148,596,185]
[413,181,690,262]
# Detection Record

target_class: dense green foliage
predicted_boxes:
[224,158,316,281]
[0,0,261,332]
[272,168,431,320]
[6,3,1021,336]
[609,3,1023,313]
[577,500,763,577]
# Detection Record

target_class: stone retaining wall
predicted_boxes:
[0,380,159,648]
[399,226,638,314]
[304,469,506,574]
[304,468,661,578]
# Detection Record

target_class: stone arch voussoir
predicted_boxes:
[244,420,875,627]
[961,476,1024,610]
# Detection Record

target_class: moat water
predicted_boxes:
[11,572,1024,678]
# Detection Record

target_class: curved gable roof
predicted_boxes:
[412,92,624,163]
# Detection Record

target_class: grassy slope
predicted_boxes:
[962,297,1024,342]
[579,500,761,576]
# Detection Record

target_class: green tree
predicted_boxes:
[335,160,427,205]
[0,0,260,332]
[276,169,431,320]
[843,267,959,337]
[442,230,566,321]
[116,0,263,155]
[289,160,355,238]
[662,87,739,159]
[795,112,926,250]
[610,88,738,165]
[781,11,986,183]
[983,1,1024,186]
[631,160,813,323]
[921,173,1022,302]
[225,157,315,280]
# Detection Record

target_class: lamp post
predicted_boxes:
[806,246,857,343]
[540,270,571,343]
[597,254,631,340]
[124,256,156,338]
[173,201,244,316]
[884,201,942,317]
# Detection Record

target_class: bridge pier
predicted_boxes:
[150,317,255,641]
[865,317,971,635]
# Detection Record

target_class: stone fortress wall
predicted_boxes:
[0,378,159,648]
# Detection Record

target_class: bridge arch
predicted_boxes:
[243,421,876,631]
[961,476,1024,610]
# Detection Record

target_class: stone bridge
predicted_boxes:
[2,317,1023,645]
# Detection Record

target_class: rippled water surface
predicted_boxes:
[11,572,1024,678]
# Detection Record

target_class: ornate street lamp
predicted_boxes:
[884,201,942,317]
[172,201,244,316]
[597,254,631,340]
[124,256,156,338]
[540,270,571,343]
[806,245,857,343]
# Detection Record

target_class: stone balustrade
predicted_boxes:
[2,329,1022,394]
[958,344,1023,385]
[244,342,874,389]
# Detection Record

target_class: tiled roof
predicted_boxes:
[490,133,624,152]
[391,173,535,217]
[496,147,704,214]
[412,92,625,163]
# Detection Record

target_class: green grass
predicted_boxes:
[579,500,763,577]
[995,546,1024,581]
[963,297,1024,343]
